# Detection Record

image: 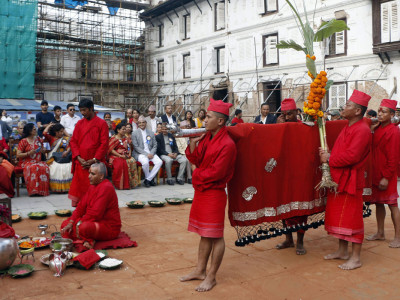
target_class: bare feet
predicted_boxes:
[180,270,206,282]
[276,240,294,250]
[324,251,349,260]
[196,276,216,292]
[389,238,400,248]
[366,233,385,241]
[338,258,362,270]
[83,241,93,249]
[296,244,307,255]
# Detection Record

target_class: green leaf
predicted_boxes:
[325,80,334,91]
[314,20,349,42]
[276,40,307,53]
[306,57,316,78]
[303,22,315,55]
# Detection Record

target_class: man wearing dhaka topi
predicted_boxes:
[366,99,400,248]
[319,90,372,270]
[180,98,237,292]
[68,99,109,207]
[276,98,308,255]
[61,163,121,250]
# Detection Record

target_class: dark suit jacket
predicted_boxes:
[0,120,12,140]
[161,114,177,124]
[254,114,277,124]
[156,133,180,156]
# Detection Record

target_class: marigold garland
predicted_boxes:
[303,65,327,120]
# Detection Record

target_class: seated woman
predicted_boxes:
[0,152,15,198]
[16,123,50,196]
[184,110,196,128]
[43,123,72,193]
[108,123,138,189]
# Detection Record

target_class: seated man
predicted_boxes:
[131,115,163,187]
[61,162,121,250]
[156,123,188,185]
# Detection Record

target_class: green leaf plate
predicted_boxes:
[126,201,145,209]
[7,264,34,278]
[27,211,48,220]
[148,201,166,207]
[55,209,72,217]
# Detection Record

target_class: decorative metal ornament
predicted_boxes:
[265,158,277,173]
[242,186,257,201]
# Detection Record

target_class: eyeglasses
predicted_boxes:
[69,109,75,111]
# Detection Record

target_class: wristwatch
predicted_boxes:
[92,158,99,163]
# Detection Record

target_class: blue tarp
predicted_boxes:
[54,0,88,9]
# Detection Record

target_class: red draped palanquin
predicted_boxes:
[61,179,121,246]
[326,119,372,244]
[186,126,237,238]
[108,136,138,190]
[18,138,50,196]
[68,116,109,206]
[370,123,400,206]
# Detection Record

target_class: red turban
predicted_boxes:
[207,98,233,116]
[348,90,371,107]
[281,98,296,111]
[380,99,397,111]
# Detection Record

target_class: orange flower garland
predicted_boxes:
[303,64,327,120]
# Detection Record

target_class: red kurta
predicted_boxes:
[185,126,237,238]
[325,119,372,244]
[370,123,400,205]
[68,116,109,206]
[62,179,121,245]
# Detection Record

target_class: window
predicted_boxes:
[78,95,93,102]
[183,14,191,39]
[215,1,225,31]
[125,97,139,108]
[158,24,164,47]
[81,60,92,79]
[381,1,399,43]
[34,93,44,101]
[157,96,166,114]
[325,19,346,57]
[126,64,134,81]
[157,60,164,82]
[328,83,347,110]
[183,94,193,111]
[263,34,279,66]
[183,54,191,78]
[257,0,278,15]
[214,46,225,74]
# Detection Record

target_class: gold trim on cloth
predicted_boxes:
[363,188,372,196]
[232,197,327,222]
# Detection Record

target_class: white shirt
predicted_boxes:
[140,129,150,153]
[61,114,81,135]
[261,116,267,124]
[167,114,174,125]
[150,118,157,133]
[1,116,13,127]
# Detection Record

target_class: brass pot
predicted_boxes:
[0,238,18,270]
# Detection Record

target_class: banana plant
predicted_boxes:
[276,0,349,89]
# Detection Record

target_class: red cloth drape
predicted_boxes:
[108,137,130,190]
[68,116,109,206]
[226,120,371,227]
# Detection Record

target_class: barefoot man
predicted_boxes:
[366,99,400,247]
[180,98,237,292]
[319,90,372,270]
[276,98,308,255]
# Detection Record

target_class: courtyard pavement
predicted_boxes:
[2,182,400,299]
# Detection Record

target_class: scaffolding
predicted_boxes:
[35,0,153,109]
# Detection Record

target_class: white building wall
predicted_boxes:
[144,0,399,119]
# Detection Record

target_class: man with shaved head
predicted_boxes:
[61,162,121,250]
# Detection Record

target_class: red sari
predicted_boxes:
[186,126,237,238]
[371,123,400,205]
[18,138,50,196]
[68,116,109,206]
[62,179,121,246]
[108,136,138,189]
[325,119,372,244]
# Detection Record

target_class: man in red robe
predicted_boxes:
[68,99,109,207]
[180,98,237,292]
[366,99,400,248]
[276,98,308,255]
[319,90,372,270]
[61,162,121,250]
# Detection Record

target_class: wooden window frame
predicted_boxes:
[157,59,164,82]
[327,82,347,111]
[325,18,347,58]
[214,1,225,32]
[183,53,191,79]
[183,14,190,40]
[262,33,279,67]
[158,24,164,47]
[262,0,279,16]
[215,46,225,74]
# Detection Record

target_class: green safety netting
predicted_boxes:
[0,0,38,99]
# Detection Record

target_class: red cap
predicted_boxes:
[207,98,233,116]
[380,99,397,110]
[348,90,371,107]
[281,98,297,111]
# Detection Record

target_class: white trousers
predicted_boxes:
[138,154,163,181]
